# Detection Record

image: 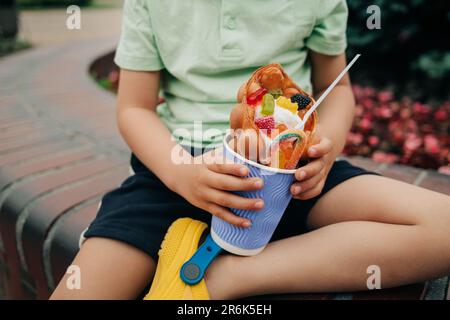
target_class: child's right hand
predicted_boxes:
[173,161,264,228]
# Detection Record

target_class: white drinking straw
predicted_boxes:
[295,54,361,129]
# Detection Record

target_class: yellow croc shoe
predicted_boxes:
[144,218,210,300]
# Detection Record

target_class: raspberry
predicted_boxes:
[290,94,311,109]
[255,116,275,134]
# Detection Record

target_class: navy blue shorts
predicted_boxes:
[83,152,378,262]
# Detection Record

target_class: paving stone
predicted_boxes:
[0,131,61,154]
[378,164,424,185]
[419,171,450,196]
[345,156,382,173]
[0,140,79,166]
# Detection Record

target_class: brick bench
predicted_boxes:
[0,38,449,300]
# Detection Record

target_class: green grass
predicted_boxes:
[0,38,31,58]
[90,72,115,92]
[17,0,121,9]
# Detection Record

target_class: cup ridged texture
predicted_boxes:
[211,136,295,254]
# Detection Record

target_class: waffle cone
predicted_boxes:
[230,64,318,168]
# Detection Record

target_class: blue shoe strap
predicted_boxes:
[180,234,222,285]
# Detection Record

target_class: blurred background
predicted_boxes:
[1,0,449,172]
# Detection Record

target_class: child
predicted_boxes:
[51,0,450,299]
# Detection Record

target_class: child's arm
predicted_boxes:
[311,52,355,159]
[117,70,189,184]
[117,69,264,227]
[291,52,355,200]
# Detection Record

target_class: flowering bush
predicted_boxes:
[92,69,119,92]
[344,85,449,174]
[347,0,450,102]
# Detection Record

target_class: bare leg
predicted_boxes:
[205,175,450,299]
[50,237,155,300]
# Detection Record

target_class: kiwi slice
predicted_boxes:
[261,94,275,116]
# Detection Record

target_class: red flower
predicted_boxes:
[377,91,393,103]
[355,104,364,117]
[347,132,363,146]
[377,105,393,119]
[368,136,379,147]
[372,151,386,162]
[406,119,418,132]
[413,102,431,115]
[362,98,374,109]
[372,151,399,164]
[346,86,448,171]
[424,135,440,155]
[390,102,400,113]
[352,85,364,100]
[388,120,401,131]
[391,129,405,144]
[438,166,450,175]
[420,123,434,134]
[359,117,373,130]
[400,108,411,119]
[363,87,376,98]
[386,153,400,163]
[439,148,449,161]
[434,109,448,122]
[403,134,422,152]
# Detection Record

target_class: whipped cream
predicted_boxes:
[255,101,303,130]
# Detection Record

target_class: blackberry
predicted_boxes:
[290,94,311,109]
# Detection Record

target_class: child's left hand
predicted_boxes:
[290,135,334,200]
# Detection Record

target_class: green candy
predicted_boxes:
[269,89,283,99]
[273,132,302,143]
[261,93,275,116]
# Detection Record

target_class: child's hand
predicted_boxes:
[290,135,333,200]
[174,161,264,228]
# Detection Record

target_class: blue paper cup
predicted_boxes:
[211,133,296,256]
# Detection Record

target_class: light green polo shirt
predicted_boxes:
[114,0,348,148]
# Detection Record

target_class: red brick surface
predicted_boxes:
[378,164,424,185]
[22,168,129,298]
[48,202,99,290]
[344,156,382,173]
[0,37,448,300]
[0,38,130,299]
[0,147,95,189]
[419,172,450,195]
[0,158,127,298]
[0,140,79,166]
